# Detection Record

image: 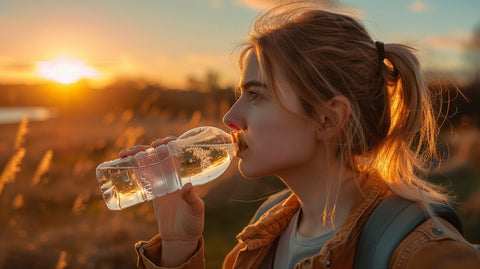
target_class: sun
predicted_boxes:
[36,58,98,84]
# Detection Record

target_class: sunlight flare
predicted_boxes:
[36,58,98,84]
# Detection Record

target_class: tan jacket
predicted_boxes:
[135,174,480,268]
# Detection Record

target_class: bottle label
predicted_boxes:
[135,151,155,200]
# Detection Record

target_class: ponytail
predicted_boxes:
[369,43,448,205]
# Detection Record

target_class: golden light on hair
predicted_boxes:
[387,78,403,136]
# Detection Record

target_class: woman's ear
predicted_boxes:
[315,96,351,140]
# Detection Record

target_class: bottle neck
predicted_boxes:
[231,130,246,153]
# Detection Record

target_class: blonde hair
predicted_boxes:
[238,2,448,209]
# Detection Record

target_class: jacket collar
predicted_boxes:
[237,193,300,250]
[236,173,389,254]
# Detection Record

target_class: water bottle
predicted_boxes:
[96,126,245,210]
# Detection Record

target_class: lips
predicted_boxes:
[231,129,247,153]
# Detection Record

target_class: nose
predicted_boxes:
[223,99,245,131]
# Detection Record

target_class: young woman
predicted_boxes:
[124,3,480,268]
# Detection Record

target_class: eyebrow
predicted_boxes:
[239,80,267,92]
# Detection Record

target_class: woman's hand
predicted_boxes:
[119,137,205,267]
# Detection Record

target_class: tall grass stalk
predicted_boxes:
[14,115,29,150]
[31,150,53,186]
[0,148,26,195]
[114,126,145,149]
[72,192,89,215]
[0,115,29,194]
[55,250,68,269]
[12,193,24,209]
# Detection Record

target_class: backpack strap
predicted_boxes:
[354,195,463,269]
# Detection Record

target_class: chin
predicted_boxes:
[237,160,269,179]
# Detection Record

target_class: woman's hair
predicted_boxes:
[238,2,448,212]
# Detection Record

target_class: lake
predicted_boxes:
[0,106,57,124]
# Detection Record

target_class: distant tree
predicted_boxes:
[186,70,221,92]
[205,70,220,92]
[186,75,202,91]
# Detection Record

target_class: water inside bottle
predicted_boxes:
[175,143,236,186]
[97,157,155,210]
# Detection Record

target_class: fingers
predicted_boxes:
[151,136,177,148]
[118,145,151,158]
[118,136,176,158]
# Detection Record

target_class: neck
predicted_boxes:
[277,158,359,238]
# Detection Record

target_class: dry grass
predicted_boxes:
[0,105,478,268]
[0,148,26,195]
[55,251,68,269]
[0,116,29,195]
[31,149,53,186]
[0,109,284,269]
[14,115,28,150]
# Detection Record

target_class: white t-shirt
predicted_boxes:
[259,209,336,269]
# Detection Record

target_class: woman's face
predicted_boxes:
[223,53,320,179]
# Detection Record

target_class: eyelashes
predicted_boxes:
[235,83,267,104]
[246,89,262,103]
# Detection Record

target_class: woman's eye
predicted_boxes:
[246,90,262,103]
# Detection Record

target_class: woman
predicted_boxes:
[124,3,480,268]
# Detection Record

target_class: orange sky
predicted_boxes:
[0,0,478,88]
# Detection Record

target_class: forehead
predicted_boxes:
[241,53,264,84]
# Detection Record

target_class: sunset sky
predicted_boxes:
[0,0,478,88]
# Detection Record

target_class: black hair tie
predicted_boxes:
[375,41,385,66]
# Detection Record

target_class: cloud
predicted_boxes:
[425,30,471,52]
[237,0,333,10]
[410,1,429,13]
[0,57,34,71]
[236,0,363,18]
[0,56,42,84]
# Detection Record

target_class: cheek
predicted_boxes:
[256,133,314,164]
[239,124,317,178]
[252,115,316,155]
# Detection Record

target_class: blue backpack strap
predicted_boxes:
[354,195,463,269]
[252,189,292,223]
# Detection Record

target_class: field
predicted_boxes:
[0,83,480,268]
[0,110,286,269]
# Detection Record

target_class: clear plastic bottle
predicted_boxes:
[96,126,245,210]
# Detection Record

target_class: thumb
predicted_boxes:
[181,183,204,214]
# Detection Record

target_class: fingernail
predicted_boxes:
[183,183,192,193]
